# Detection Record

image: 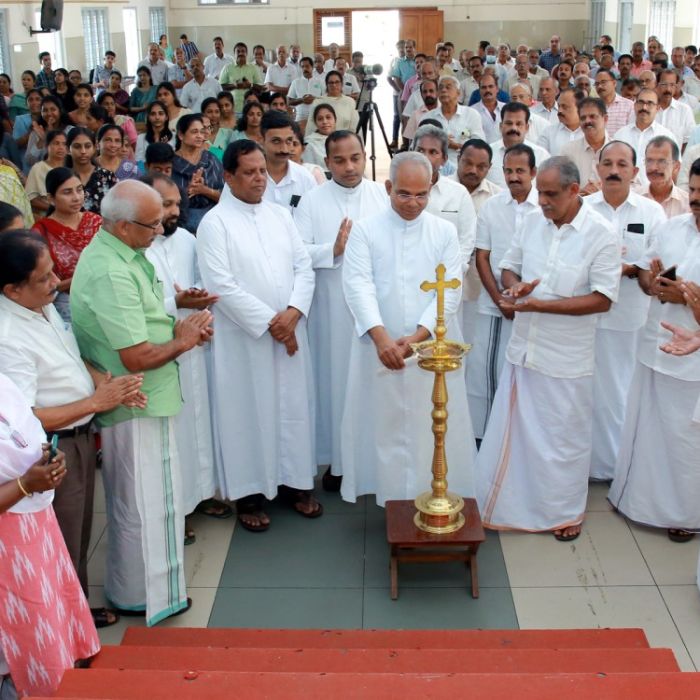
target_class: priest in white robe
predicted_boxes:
[476,156,620,542]
[295,131,387,490]
[196,139,320,531]
[468,143,539,439]
[608,166,700,542]
[587,142,666,480]
[341,152,476,506]
[144,173,230,539]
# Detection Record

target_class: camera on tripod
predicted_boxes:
[361,63,383,92]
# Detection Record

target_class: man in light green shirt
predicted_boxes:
[220,41,262,115]
[71,179,213,626]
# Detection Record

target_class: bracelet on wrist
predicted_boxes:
[17,477,32,498]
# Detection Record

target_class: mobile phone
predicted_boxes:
[659,266,677,281]
[626,223,644,234]
[48,433,58,462]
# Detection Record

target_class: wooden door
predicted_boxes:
[399,8,444,56]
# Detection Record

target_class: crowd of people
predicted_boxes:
[1,29,700,698]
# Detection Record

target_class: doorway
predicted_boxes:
[122,7,141,78]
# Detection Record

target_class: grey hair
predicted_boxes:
[510,81,532,96]
[389,151,433,185]
[412,124,448,159]
[646,134,680,162]
[101,180,160,224]
[538,156,581,186]
[438,74,461,92]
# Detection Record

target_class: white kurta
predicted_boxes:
[196,194,316,500]
[586,192,666,480]
[476,201,621,531]
[608,213,700,529]
[295,178,388,471]
[341,207,476,506]
[146,228,217,513]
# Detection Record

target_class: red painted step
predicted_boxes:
[121,627,650,650]
[54,670,700,699]
[92,645,679,674]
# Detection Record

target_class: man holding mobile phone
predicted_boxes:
[609,158,700,543]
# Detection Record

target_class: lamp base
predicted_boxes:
[414,491,465,534]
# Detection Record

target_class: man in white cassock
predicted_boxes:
[341,152,476,506]
[295,131,387,491]
[144,173,232,542]
[586,142,666,480]
[608,165,700,543]
[196,139,321,532]
[468,143,539,440]
[476,156,620,542]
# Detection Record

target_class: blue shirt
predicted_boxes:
[538,50,561,72]
[391,56,416,84]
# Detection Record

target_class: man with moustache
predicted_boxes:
[340,152,475,506]
[614,88,678,185]
[538,88,582,156]
[469,144,539,439]
[460,55,483,104]
[561,97,610,194]
[609,159,700,543]
[220,42,263,115]
[287,56,325,130]
[196,139,319,531]
[265,44,297,95]
[143,173,228,540]
[532,77,559,125]
[639,135,690,217]
[473,73,506,143]
[593,69,634,137]
[295,132,387,492]
[476,156,620,541]
[402,60,439,137]
[486,102,549,187]
[586,142,666,480]
[506,53,541,97]
[655,69,695,146]
[403,79,438,141]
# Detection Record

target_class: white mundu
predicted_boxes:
[196,195,316,501]
[341,207,476,506]
[468,185,539,439]
[609,213,700,531]
[586,191,666,480]
[476,201,620,531]
[295,177,387,472]
[146,227,217,513]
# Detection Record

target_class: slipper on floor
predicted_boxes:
[668,528,695,543]
[321,467,342,493]
[91,607,120,628]
[195,498,234,519]
[111,606,146,618]
[553,529,580,542]
[278,486,324,519]
[237,512,270,533]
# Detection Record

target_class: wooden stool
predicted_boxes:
[385,499,485,599]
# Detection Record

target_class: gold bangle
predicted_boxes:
[17,477,32,498]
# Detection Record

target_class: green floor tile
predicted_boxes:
[220,510,366,588]
[209,587,364,628]
[362,587,518,629]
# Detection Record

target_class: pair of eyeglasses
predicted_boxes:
[0,412,28,448]
[395,193,429,203]
[129,220,161,232]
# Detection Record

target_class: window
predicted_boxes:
[588,0,605,49]
[0,10,9,76]
[618,0,634,54]
[34,10,65,68]
[198,0,269,5]
[149,7,166,43]
[82,8,110,72]
[647,0,676,53]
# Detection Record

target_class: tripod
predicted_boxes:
[356,82,393,181]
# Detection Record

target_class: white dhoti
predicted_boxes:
[100,416,187,626]
[608,363,700,530]
[467,313,512,439]
[340,335,476,507]
[589,328,637,480]
[476,363,593,531]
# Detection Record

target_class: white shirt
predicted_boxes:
[402,90,424,117]
[684,74,700,99]
[537,122,583,156]
[324,58,337,73]
[523,112,551,144]
[0,296,95,428]
[531,102,559,125]
[203,52,233,79]
[637,213,700,380]
[560,134,611,185]
[458,177,503,214]
[500,200,621,378]
[426,175,477,274]
[613,121,680,186]
[637,183,691,219]
[265,62,297,90]
[138,59,168,85]
[179,76,222,111]
[655,98,695,145]
[459,77,478,104]
[341,73,360,97]
[475,186,540,316]
[263,159,318,215]
[678,142,700,188]
[288,75,326,122]
[486,139,551,187]
[423,105,485,165]
[472,100,506,144]
[587,190,666,331]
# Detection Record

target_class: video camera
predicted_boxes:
[360,63,383,91]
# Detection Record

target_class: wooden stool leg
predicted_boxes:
[468,547,480,598]
[390,545,398,600]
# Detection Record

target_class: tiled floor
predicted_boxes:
[89,472,700,671]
